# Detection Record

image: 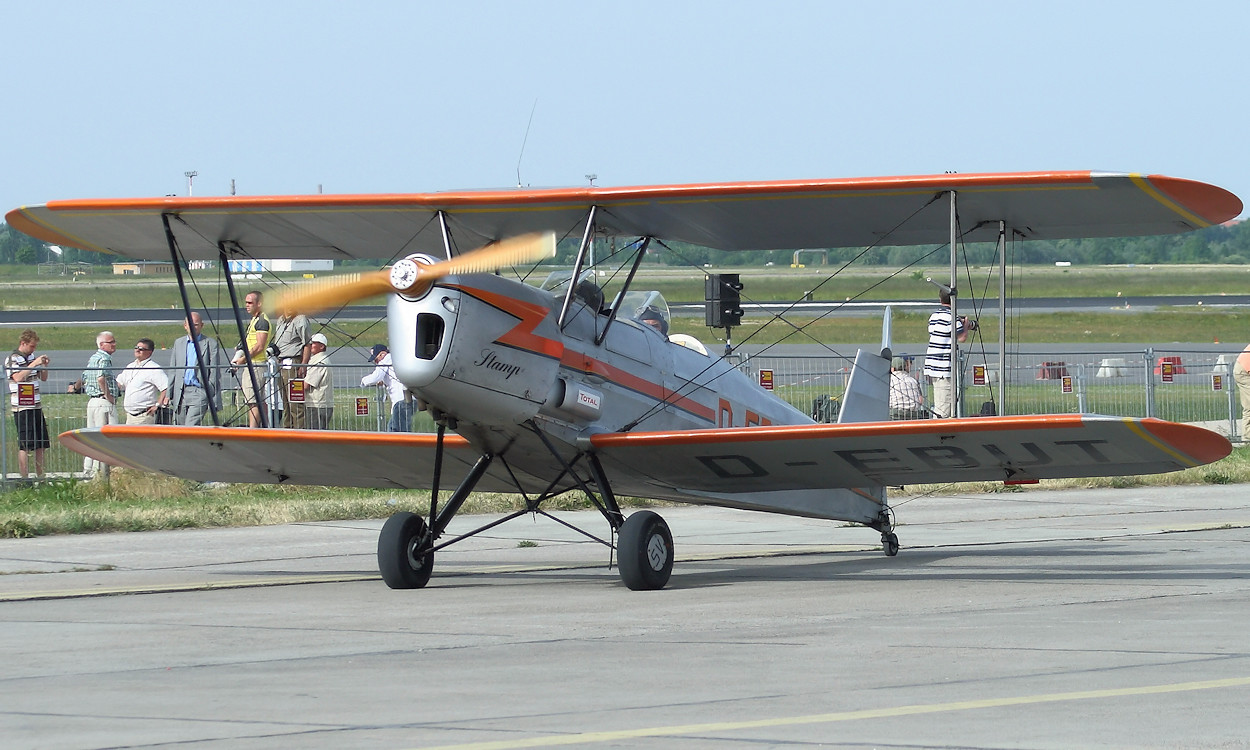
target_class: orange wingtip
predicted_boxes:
[1140,419,1233,465]
[1145,175,1244,226]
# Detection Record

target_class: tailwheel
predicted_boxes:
[378,512,435,589]
[882,531,900,557]
[618,511,674,591]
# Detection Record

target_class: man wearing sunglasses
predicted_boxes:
[116,338,170,425]
[82,330,119,476]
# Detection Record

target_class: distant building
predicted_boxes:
[113,261,175,275]
[227,259,334,274]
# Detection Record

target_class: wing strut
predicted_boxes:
[557,206,598,328]
[161,213,221,427]
[437,210,454,259]
[948,190,961,417]
[995,220,1007,416]
[593,237,651,346]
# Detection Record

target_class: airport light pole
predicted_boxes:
[185,171,198,197]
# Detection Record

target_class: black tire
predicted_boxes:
[617,511,674,591]
[883,532,900,557]
[378,512,434,589]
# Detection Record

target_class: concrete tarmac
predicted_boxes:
[2,484,1250,749]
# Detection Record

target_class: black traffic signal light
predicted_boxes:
[705,273,743,328]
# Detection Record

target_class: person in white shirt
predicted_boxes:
[360,344,412,432]
[889,356,927,420]
[304,333,334,429]
[116,338,171,425]
[923,289,970,418]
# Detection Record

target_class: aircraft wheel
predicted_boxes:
[378,512,434,589]
[618,511,674,591]
[882,532,900,557]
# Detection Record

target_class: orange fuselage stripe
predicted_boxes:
[450,283,718,423]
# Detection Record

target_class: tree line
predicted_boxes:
[4,218,1248,269]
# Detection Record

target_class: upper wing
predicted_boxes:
[7,172,1241,260]
[590,415,1232,492]
[59,425,531,492]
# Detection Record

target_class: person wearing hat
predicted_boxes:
[303,333,334,429]
[889,355,927,420]
[271,303,312,428]
[360,343,412,432]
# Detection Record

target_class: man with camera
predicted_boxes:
[923,288,974,418]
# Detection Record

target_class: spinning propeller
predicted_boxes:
[274,232,557,315]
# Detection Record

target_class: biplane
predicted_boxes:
[7,171,1241,590]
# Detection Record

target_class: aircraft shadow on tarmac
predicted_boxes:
[404,531,1249,591]
[662,537,1250,589]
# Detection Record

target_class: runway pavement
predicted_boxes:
[3,484,1250,748]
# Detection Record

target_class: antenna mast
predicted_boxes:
[516,99,538,187]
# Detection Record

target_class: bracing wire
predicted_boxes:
[619,193,961,432]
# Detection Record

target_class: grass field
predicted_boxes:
[6,262,1247,350]
[9,307,1248,351]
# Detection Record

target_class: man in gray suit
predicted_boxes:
[168,312,224,426]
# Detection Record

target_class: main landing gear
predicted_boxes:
[875,504,900,557]
[617,510,674,591]
[378,512,434,589]
[376,422,675,591]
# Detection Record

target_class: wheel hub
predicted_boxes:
[645,534,668,571]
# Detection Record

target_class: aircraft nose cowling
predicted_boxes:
[388,279,563,427]
[388,289,461,392]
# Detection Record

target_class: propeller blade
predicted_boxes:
[273,271,395,316]
[398,231,557,292]
[275,231,557,315]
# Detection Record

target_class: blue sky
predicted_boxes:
[3,1,1246,217]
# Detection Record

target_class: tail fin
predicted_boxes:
[837,306,892,424]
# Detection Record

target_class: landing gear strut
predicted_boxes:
[882,531,900,557]
[375,421,676,591]
[875,503,899,557]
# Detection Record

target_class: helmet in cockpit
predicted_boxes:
[638,306,669,336]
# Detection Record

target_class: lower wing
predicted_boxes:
[60,415,1230,507]
[589,414,1231,490]
[60,425,523,491]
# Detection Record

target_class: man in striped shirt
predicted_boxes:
[923,289,969,418]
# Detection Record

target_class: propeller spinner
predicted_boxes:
[274,231,557,316]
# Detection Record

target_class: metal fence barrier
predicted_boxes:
[2,362,432,481]
[4,348,1245,483]
[743,346,1243,438]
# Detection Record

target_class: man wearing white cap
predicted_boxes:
[361,343,412,432]
[303,333,334,429]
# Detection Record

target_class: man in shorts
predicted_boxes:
[5,329,51,479]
